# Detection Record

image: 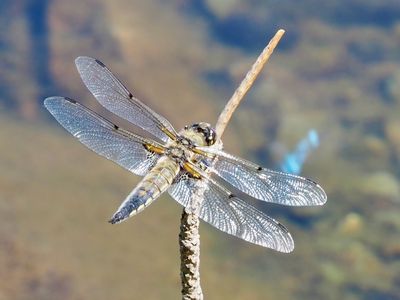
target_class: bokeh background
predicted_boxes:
[1,0,400,299]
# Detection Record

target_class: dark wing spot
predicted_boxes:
[228,193,235,199]
[64,97,77,104]
[95,59,106,67]
[276,221,290,233]
[113,124,119,130]
[257,166,263,171]
[128,93,133,99]
[306,178,317,185]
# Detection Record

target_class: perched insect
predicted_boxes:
[44,57,327,253]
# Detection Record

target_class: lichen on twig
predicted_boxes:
[179,29,286,300]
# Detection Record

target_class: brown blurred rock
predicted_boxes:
[359,172,400,203]
[204,0,240,19]
[382,242,400,259]
[338,213,363,236]
[363,135,389,161]
[385,119,400,160]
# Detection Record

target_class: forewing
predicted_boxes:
[75,56,177,142]
[168,173,294,252]
[44,96,161,176]
[198,148,327,206]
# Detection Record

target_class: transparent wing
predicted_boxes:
[168,173,294,252]
[197,147,327,206]
[44,96,162,176]
[75,56,177,142]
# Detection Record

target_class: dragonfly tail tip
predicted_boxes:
[108,215,121,224]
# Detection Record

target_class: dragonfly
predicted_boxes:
[44,57,327,253]
[279,129,320,175]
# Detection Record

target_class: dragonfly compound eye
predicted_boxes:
[207,128,217,145]
[194,122,216,146]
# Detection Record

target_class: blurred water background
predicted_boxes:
[1,0,400,299]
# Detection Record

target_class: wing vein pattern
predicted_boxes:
[199,148,327,206]
[168,173,294,252]
[75,56,176,142]
[44,96,160,176]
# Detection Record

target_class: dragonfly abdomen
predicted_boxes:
[109,157,180,224]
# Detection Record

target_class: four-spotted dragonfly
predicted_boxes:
[44,57,326,253]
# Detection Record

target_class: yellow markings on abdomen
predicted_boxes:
[110,156,181,224]
[133,156,180,213]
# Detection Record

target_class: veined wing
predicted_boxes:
[197,147,327,206]
[44,96,164,176]
[168,172,294,252]
[75,56,177,143]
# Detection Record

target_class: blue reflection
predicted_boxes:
[279,130,319,175]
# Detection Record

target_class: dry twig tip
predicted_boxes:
[215,29,285,139]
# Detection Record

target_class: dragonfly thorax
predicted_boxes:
[167,146,187,159]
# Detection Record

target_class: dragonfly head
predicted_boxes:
[182,122,216,146]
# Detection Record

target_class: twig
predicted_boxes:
[215,29,285,139]
[179,206,202,300]
[179,29,285,300]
